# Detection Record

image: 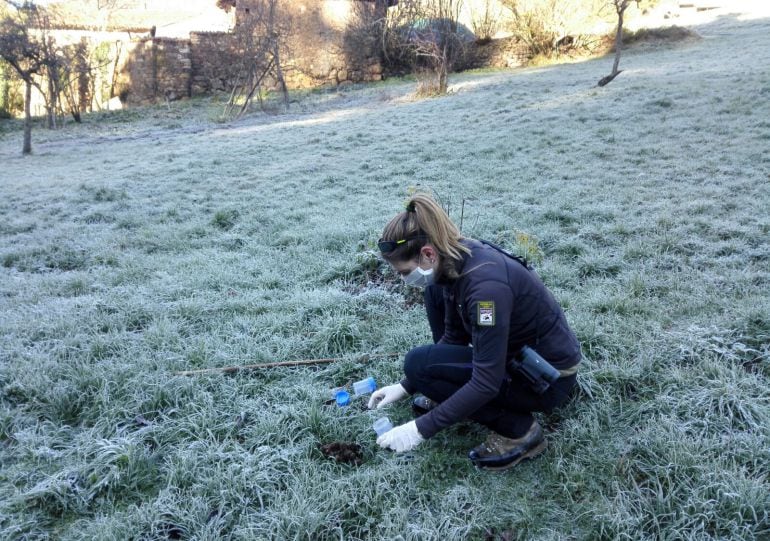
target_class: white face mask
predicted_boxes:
[403,263,434,288]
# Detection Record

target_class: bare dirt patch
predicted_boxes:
[319,442,364,466]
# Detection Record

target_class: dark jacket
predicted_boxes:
[408,239,581,439]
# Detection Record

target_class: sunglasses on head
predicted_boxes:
[377,235,428,254]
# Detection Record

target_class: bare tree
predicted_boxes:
[58,39,91,122]
[217,0,291,119]
[94,0,132,32]
[383,0,470,95]
[0,57,14,118]
[380,0,421,73]
[343,0,384,69]
[416,0,466,94]
[32,7,62,128]
[265,0,289,106]
[598,0,639,86]
[471,0,501,44]
[0,0,46,153]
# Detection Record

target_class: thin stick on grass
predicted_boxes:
[174,352,401,376]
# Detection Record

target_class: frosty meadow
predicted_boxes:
[1,3,769,540]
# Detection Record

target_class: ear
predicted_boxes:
[420,244,437,262]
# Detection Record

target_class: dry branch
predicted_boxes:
[175,352,400,376]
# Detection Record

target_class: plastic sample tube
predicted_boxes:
[373,417,393,436]
[353,377,377,396]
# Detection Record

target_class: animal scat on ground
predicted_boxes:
[484,527,516,541]
[319,441,364,466]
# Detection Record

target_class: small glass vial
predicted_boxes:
[373,417,393,436]
[353,377,377,396]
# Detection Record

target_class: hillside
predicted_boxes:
[1,3,768,539]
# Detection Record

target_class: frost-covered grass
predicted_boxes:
[1,7,769,541]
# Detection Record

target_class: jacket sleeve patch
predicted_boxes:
[477,301,495,326]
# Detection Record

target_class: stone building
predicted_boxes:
[231,0,385,88]
[103,0,384,103]
[1,0,530,113]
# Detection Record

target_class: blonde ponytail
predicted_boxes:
[380,193,470,277]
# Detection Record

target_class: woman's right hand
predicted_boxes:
[368,383,408,409]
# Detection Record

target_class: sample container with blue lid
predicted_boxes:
[353,377,377,396]
[334,390,351,407]
[373,417,393,436]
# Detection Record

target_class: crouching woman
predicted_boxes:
[368,194,581,470]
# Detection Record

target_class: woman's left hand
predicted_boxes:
[376,420,425,452]
[367,383,407,409]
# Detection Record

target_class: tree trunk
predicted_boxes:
[373,0,387,21]
[598,1,628,87]
[47,75,57,129]
[267,0,288,109]
[236,58,274,119]
[438,64,448,94]
[109,40,122,100]
[273,44,289,109]
[611,6,625,75]
[23,80,32,155]
[438,43,449,94]
[0,68,9,118]
[150,38,158,99]
[77,39,90,113]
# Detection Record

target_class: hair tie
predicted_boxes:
[405,201,416,213]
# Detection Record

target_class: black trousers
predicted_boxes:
[407,285,576,438]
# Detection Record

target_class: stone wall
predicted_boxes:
[228,0,383,88]
[116,27,383,104]
[100,32,525,105]
[0,10,529,110]
[467,37,530,70]
[187,28,382,97]
[189,32,243,95]
[121,37,192,104]
[276,0,383,87]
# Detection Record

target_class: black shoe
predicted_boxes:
[411,395,439,416]
[468,421,546,471]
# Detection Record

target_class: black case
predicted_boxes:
[507,346,561,394]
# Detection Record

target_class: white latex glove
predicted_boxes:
[377,420,425,453]
[367,383,408,410]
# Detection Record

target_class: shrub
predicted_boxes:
[342,0,386,73]
[211,209,240,231]
[374,0,475,91]
[2,245,89,273]
[0,59,22,119]
[501,0,605,59]
[471,0,502,43]
[621,25,700,47]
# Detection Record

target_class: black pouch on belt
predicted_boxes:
[507,346,561,394]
